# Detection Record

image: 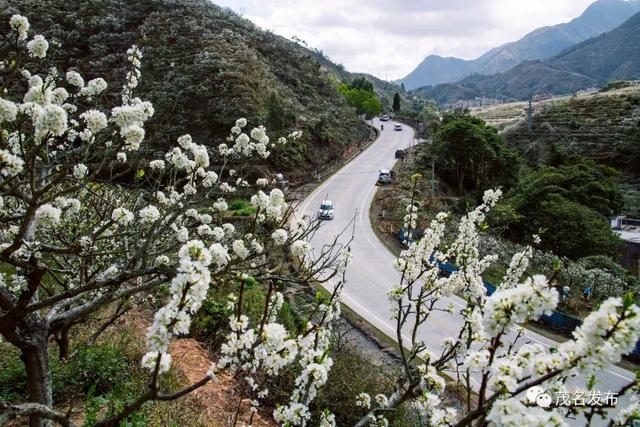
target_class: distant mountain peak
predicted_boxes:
[399,0,640,90]
[415,9,640,105]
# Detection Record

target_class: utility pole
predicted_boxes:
[528,100,533,135]
[431,159,435,196]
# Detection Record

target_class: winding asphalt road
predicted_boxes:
[299,118,635,422]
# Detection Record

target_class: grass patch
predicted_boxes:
[228,198,257,217]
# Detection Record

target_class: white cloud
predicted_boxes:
[212,0,595,80]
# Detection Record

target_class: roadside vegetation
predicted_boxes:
[338,77,383,119]
[376,106,639,317]
[0,0,374,180]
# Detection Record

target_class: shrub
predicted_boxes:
[65,345,130,396]
[228,198,257,217]
[191,283,300,351]
[0,346,28,402]
[0,344,131,403]
[311,347,401,425]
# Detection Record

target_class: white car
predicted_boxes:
[318,200,334,220]
[394,124,402,131]
[380,115,389,121]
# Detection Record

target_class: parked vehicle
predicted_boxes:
[398,227,425,246]
[395,149,406,159]
[394,124,402,131]
[377,169,393,185]
[318,200,334,220]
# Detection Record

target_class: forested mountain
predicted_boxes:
[399,0,640,89]
[0,0,374,174]
[415,10,640,105]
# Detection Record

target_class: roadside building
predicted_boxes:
[611,216,640,275]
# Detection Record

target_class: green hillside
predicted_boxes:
[474,86,640,215]
[0,0,372,176]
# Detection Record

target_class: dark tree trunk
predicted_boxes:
[1,308,53,427]
[21,339,53,427]
[55,325,71,361]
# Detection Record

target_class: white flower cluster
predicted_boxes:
[26,34,48,58]
[319,411,336,427]
[110,80,154,151]
[34,204,62,229]
[356,392,372,409]
[290,240,311,260]
[482,275,558,337]
[275,302,340,425]
[144,240,215,373]
[550,297,640,374]
[0,149,24,177]
[80,78,108,98]
[403,203,418,230]
[73,163,88,179]
[111,207,134,226]
[615,394,640,426]
[66,70,84,88]
[0,97,18,123]
[138,205,160,224]
[486,399,566,427]
[9,15,29,40]
[80,110,108,133]
[122,45,142,103]
[250,188,288,222]
[227,119,275,159]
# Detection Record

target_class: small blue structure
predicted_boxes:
[436,261,640,360]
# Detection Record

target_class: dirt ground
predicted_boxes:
[168,339,277,427]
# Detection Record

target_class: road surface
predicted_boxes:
[299,118,635,422]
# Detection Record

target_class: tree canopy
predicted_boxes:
[338,79,382,119]
[350,76,374,92]
[494,160,623,258]
[392,92,401,112]
[431,111,520,197]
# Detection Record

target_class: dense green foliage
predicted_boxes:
[393,92,401,112]
[190,281,298,352]
[350,76,375,92]
[0,0,370,173]
[601,80,635,92]
[429,112,519,197]
[338,78,382,118]
[0,345,131,403]
[494,161,623,258]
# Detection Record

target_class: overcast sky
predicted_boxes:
[212,0,596,80]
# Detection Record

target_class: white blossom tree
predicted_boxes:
[352,177,640,427]
[1,14,639,427]
[0,17,350,427]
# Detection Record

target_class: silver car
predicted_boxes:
[318,200,334,220]
[377,169,393,185]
